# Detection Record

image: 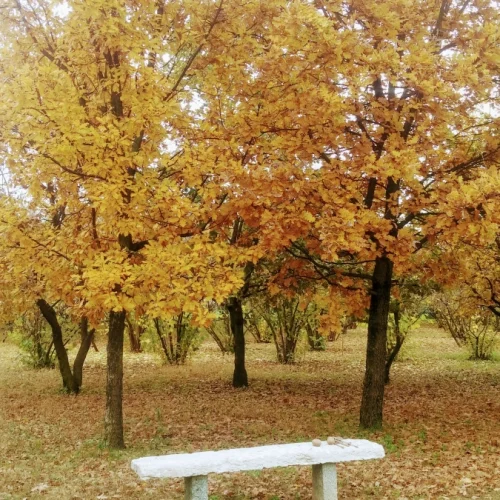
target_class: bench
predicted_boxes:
[131,438,384,500]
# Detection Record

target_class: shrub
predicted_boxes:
[205,308,234,354]
[252,295,313,364]
[433,292,499,360]
[153,313,201,364]
[10,309,57,369]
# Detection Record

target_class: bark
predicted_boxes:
[228,297,248,388]
[360,256,393,429]
[36,299,79,393]
[385,334,403,385]
[73,317,95,389]
[104,310,126,449]
[385,305,405,384]
[126,315,142,353]
[306,322,325,351]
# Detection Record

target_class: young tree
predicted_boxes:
[385,281,430,384]
[254,294,311,364]
[153,313,199,365]
[125,313,145,353]
[0,203,95,393]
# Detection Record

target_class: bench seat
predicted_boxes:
[131,438,384,499]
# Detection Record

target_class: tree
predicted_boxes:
[125,313,145,353]
[0,202,95,393]
[433,236,500,320]
[385,282,429,384]
[0,0,247,447]
[2,0,499,440]
[154,313,199,365]
[226,222,255,388]
[254,294,311,364]
[37,299,95,393]
[205,307,234,354]
[207,0,500,428]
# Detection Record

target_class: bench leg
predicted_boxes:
[184,475,208,500]
[312,463,337,500]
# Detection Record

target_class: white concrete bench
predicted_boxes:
[131,438,384,500]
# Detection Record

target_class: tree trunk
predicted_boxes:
[385,335,403,385]
[176,313,184,364]
[127,323,138,353]
[36,299,79,393]
[126,315,142,353]
[104,310,126,449]
[385,305,405,384]
[228,297,248,388]
[360,256,393,429]
[73,317,95,389]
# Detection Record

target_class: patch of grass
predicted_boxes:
[416,428,427,444]
[246,470,261,478]
[381,434,404,454]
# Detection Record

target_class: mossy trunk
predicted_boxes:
[360,256,393,429]
[228,297,248,388]
[36,299,79,393]
[104,310,126,449]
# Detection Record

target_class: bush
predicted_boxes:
[245,308,272,344]
[305,321,326,351]
[433,292,499,360]
[205,308,234,354]
[10,310,56,369]
[252,295,313,364]
[153,313,201,364]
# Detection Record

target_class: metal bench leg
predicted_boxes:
[184,475,208,500]
[312,463,337,500]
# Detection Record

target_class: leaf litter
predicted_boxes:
[0,327,498,499]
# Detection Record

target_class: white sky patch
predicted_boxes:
[52,1,71,19]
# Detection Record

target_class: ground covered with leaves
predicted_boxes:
[0,326,499,499]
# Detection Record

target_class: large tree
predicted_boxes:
[0,0,248,447]
[193,0,500,428]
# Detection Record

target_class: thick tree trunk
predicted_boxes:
[104,310,126,449]
[73,317,95,389]
[228,297,248,388]
[360,256,393,429]
[36,299,79,393]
